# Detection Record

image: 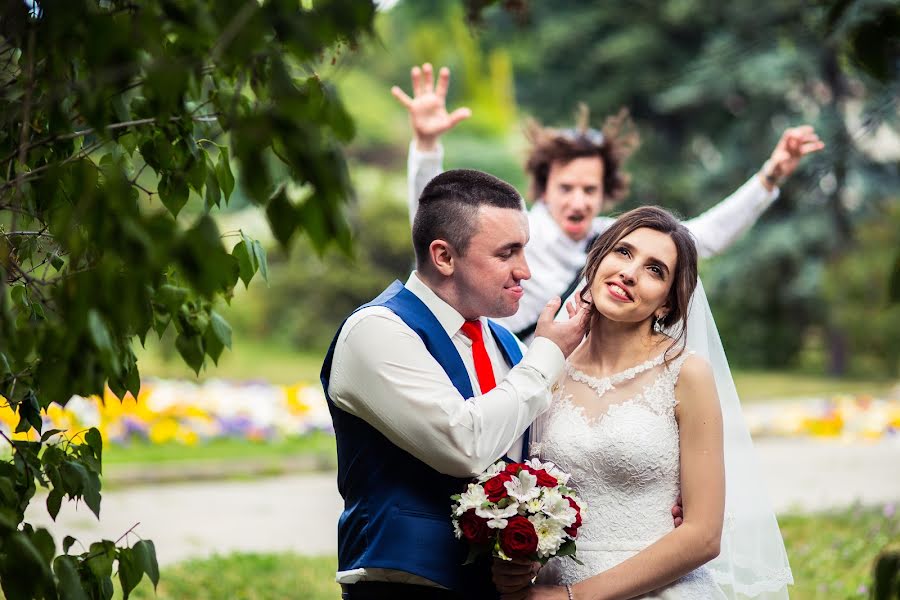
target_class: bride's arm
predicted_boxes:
[570,356,725,600]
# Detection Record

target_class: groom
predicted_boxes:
[322,169,589,600]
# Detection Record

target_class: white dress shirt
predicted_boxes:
[407,142,780,337]
[328,272,565,586]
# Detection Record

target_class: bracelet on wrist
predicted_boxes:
[566,583,576,600]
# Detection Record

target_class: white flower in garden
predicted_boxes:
[541,488,577,527]
[476,461,506,483]
[528,513,566,558]
[476,503,519,529]
[455,483,488,516]
[504,469,540,503]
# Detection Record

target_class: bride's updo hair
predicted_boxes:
[580,206,698,357]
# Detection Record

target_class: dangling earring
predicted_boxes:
[654,314,665,332]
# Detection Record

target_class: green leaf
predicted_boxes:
[85,540,116,580]
[204,326,225,365]
[265,185,299,246]
[117,547,144,599]
[215,146,235,202]
[10,284,28,308]
[133,540,159,589]
[252,240,268,283]
[49,252,65,271]
[41,428,64,442]
[154,284,189,315]
[15,390,41,434]
[209,310,232,349]
[87,309,121,377]
[205,165,221,209]
[176,332,204,375]
[158,174,189,217]
[31,527,56,564]
[46,489,63,520]
[83,469,101,518]
[54,554,89,600]
[232,240,256,288]
[85,428,103,465]
[63,535,77,554]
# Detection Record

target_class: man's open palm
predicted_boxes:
[391,63,471,150]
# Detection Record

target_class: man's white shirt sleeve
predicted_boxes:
[683,175,779,258]
[328,299,564,479]
[407,141,444,225]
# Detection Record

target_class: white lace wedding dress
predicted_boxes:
[533,351,728,599]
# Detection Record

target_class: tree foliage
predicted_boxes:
[480,0,899,370]
[0,1,375,597]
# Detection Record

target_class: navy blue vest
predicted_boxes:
[321,281,525,595]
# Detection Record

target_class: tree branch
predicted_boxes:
[0,114,221,168]
[13,28,37,232]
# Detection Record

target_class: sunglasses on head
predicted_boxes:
[557,127,605,146]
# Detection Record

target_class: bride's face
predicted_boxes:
[589,227,678,325]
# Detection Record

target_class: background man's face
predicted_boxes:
[543,156,605,242]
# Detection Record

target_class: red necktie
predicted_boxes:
[461,321,497,394]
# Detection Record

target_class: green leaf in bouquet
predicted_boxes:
[450,494,462,501]
[555,540,584,566]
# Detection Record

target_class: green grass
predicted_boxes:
[104,432,334,465]
[780,505,900,598]
[733,370,896,403]
[118,506,899,600]
[127,554,338,600]
[134,336,324,385]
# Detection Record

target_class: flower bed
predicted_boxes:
[2,383,898,445]
[0,379,332,445]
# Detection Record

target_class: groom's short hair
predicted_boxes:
[412,169,524,269]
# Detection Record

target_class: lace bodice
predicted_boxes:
[535,352,689,552]
[532,351,726,598]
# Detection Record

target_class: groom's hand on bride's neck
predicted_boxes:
[534,297,590,357]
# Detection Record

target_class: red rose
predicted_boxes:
[499,516,538,558]
[459,509,493,545]
[564,496,582,537]
[504,463,524,475]
[483,472,512,502]
[524,466,558,488]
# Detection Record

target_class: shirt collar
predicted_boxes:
[405,272,471,338]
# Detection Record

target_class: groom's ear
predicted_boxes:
[430,239,455,276]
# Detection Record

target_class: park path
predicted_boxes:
[25,438,900,566]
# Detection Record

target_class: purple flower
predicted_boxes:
[884,503,896,518]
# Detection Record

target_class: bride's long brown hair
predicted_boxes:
[580,206,698,361]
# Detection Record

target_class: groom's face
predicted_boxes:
[452,206,531,319]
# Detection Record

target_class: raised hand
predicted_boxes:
[533,296,589,358]
[391,63,472,152]
[762,125,825,188]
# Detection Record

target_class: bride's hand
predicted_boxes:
[518,584,570,600]
[493,557,540,597]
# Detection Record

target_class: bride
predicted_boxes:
[496,206,792,599]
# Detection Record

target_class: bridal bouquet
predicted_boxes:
[451,458,584,564]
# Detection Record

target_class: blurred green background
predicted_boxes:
[138,0,900,385]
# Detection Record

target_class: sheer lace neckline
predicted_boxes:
[564,352,667,398]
